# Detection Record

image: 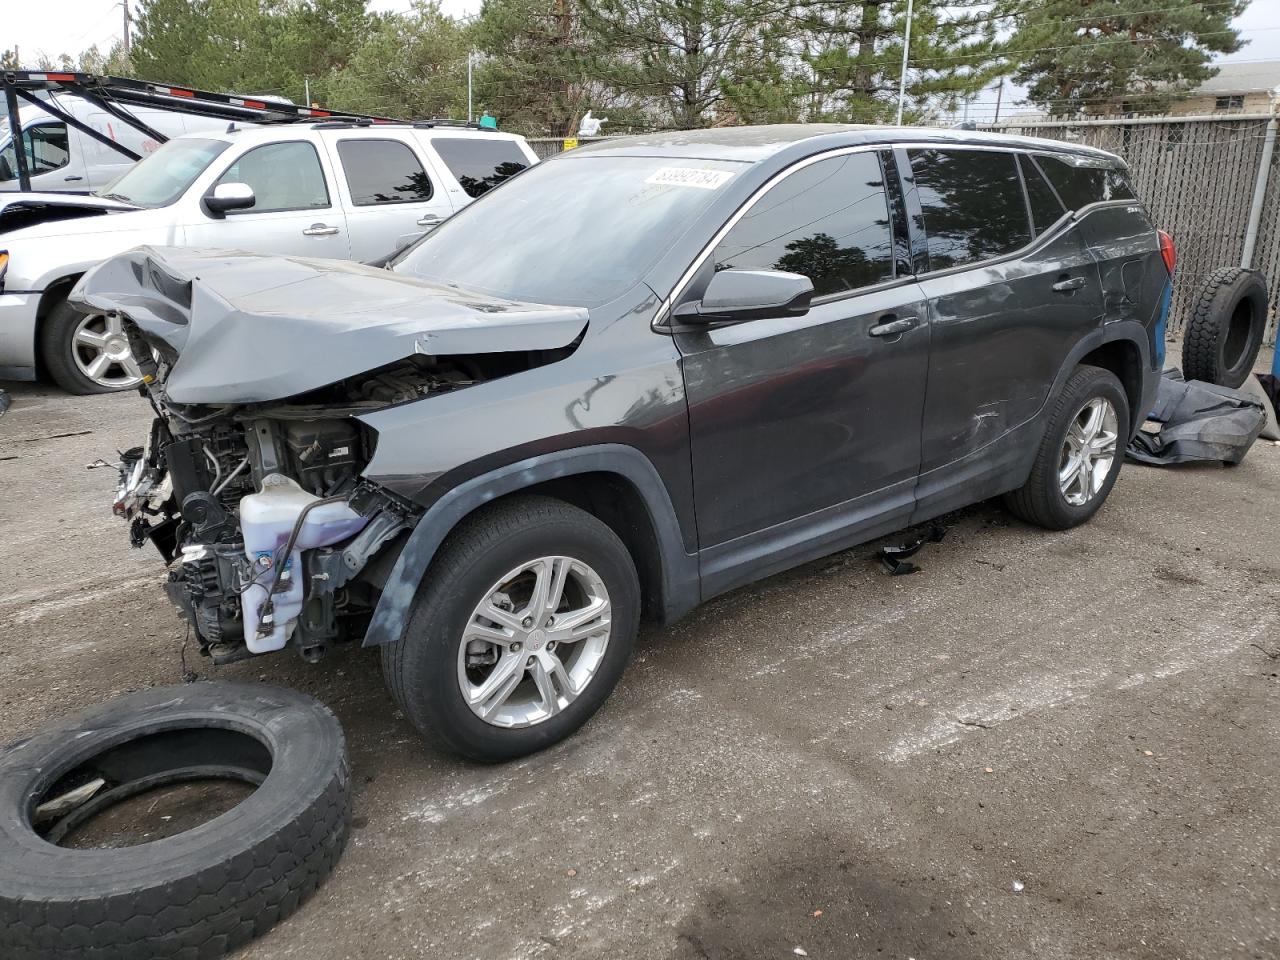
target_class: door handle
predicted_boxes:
[1052,276,1086,293]
[302,223,339,236]
[64,175,84,182]
[416,214,444,227]
[869,315,920,338]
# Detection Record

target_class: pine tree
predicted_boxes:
[1004,0,1249,116]
[792,0,1007,123]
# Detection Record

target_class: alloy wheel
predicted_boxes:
[72,312,145,390]
[457,556,612,728]
[1058,396,1119,506]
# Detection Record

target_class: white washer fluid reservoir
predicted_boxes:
[239,474,368,653]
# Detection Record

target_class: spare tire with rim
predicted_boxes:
[1181,267,1269,389]
[0,681,350,960]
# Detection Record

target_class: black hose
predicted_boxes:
[255,494,347,637]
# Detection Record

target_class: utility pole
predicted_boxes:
[120,1,131,54]
[895,0,914,125]
[467,52,474,123]
[304,77,311,107]
[993,78,1005,124]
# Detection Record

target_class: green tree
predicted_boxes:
[576,0,785,129]
[472,0,596,137]
[1004,0,1249,115]
[130,0,372,105]
[326,2,469,119]
[792,0,1008,123]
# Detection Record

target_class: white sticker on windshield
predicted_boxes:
[645,167,733,190]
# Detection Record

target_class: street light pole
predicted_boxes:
[467,52,474,123]
[895,0,914,125]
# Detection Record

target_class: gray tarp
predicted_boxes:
[1126,370,1266,466]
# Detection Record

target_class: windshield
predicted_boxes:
[97,138,230,207]
[393,155,746,306]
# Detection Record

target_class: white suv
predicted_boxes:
[0,121,538,392]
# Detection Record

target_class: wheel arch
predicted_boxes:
[33,273,83,379]
[361,444,701,648]
[1055,322,1154,438]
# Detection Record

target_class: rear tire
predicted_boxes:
[1004,365,1129,531]
[1181,267,1268,389]
[382,496,640,762]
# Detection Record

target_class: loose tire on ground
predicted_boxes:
[0,682,351,960]
[1005,365,1130,531]
[1181,267,1268,389]
[382,495,640,763]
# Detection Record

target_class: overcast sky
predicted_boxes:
[6,0,1278,116]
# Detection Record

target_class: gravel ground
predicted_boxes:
[1,365,1278,960]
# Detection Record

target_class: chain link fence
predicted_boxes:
[530,118,1279,346]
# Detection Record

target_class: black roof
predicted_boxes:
[571,123,1120,166]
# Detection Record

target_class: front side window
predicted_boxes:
[336,139,432,205]
[97,137,230,207]
[1035,153,1135,211]
[714,152,896,297]
[0,123,70,179]
[216,141,330,213]
[909,149,1032,270]
[431,137,530,198]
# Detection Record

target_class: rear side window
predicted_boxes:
[713,151,896,297]
[216,141,329,213]
[1019,155,1067,235]
[337,139,432,205]
[431,137,530,198]
[908,149,1032,270]
[1035,154,1135,210]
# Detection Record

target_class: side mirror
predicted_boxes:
[674,269,814,324]
[204,182,256,218]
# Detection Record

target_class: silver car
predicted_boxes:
[0,122,538,392]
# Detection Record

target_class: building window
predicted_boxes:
[1215,95,1245,111]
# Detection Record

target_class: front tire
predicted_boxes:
[40,298,146,395]
[382,496,640,762]
[1004,365,1129,530]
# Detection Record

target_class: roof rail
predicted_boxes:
[1,70,401,191]
[411,118,483,130]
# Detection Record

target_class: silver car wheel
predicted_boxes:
[72,313,144,390]
[1058,396,1119,507]
[457,556,612,729]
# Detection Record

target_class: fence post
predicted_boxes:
[1241,91,1279,270]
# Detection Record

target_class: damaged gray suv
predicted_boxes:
[80,125,1171,761]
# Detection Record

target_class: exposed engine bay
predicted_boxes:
[111,348,519,665]
[77,245,588,665]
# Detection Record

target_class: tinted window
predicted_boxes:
[336,139,431,205]
[1035,153,1135,210]
[909,149,1031,270]
[432,137,530,198]
[99,137,229,207]
[1019,155,1067,235]
[393,155,743,307]
[714,152,895,297]
[217,142,329,212]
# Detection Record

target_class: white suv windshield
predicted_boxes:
[98,138,230,208]
[392,155,745,307]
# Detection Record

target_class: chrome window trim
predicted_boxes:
[653,141,1126,328]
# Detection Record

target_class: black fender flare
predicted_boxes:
[361,443,700,647]
[1051,320,1156,437]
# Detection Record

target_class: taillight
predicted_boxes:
[1158,230,1176,275]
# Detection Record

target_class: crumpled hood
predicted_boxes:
[0,191,137,235]
[69,246,590,405]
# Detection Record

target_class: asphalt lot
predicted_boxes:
[1,370,1278,960]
